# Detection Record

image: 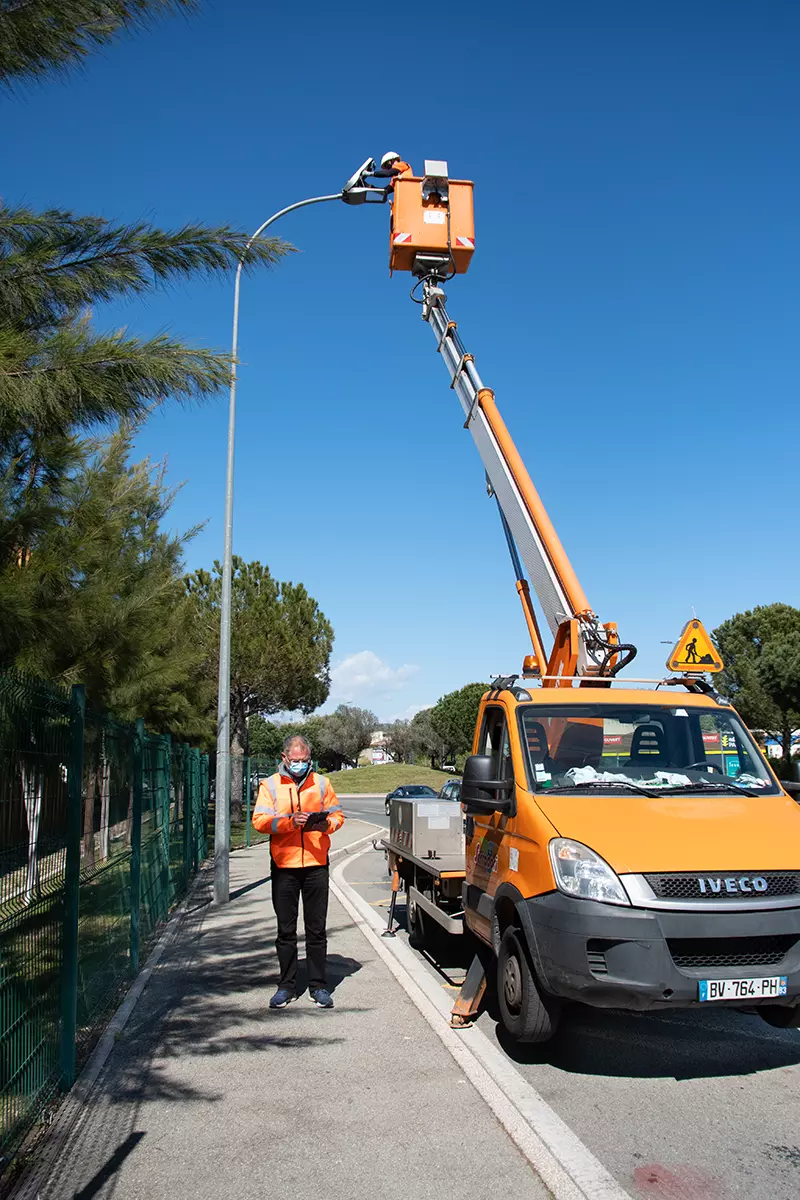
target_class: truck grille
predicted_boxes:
[645,871,800,901]
[667,935,797,970]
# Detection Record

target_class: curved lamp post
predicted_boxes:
[214,162,387,904]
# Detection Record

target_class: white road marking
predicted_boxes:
[331,846,632,1200]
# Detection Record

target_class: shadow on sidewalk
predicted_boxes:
[327,954,363,995]
[35,865,358,1198]
[230,873,271,901]
[71,1132,144,1199]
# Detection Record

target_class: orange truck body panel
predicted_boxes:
[389,176,475,274]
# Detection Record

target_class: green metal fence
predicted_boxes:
[0,672,209,1168]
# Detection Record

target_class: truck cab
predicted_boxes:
[463,685,800,1041]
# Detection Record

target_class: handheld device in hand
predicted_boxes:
[303,810,329,831]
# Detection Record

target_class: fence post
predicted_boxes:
[199,753,208,860]
[161,734,172,911]
[183,744,192,896]
[245,755,251,848]
[192,750,200,872]
[130,718,144,975]
[60,684,85,1090]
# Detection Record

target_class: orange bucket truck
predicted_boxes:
[376,157,800,1044]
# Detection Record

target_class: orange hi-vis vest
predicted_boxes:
[252,770,344,869]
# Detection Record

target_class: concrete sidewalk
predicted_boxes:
[20,821,548,1200]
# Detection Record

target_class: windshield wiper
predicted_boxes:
[659,780,762,798]
[544,781,663,799]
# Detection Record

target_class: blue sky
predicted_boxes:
[4,0,798,721]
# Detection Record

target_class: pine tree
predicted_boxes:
[11,425,213,739]
[0,0,295,748]
[0,204,292,441]
[0,1,194,85]
[187,560,334,817]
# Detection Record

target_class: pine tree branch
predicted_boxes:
[0,325,233,436]
[0,0,195,85]
[0,205,294,326]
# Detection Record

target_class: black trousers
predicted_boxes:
[271,861,329,992]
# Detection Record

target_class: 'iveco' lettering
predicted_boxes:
[697,876,769,895]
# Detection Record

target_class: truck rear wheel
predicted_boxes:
[406,882,428,949]
[759,1004,800,1029]
[497,927,560,1043]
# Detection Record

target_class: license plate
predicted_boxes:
[699,975,787,1002]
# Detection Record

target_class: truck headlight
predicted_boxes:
[548,839,630,906]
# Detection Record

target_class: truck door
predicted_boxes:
[465,705,514,943]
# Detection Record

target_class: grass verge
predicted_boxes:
[323,763,454,793]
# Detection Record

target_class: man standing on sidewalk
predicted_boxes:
[252,734,344,1010]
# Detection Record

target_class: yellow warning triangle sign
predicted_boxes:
[667,619,723,674]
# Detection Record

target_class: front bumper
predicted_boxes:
[517,893,800,1011]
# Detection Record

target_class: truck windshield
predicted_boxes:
[518,704,780,795]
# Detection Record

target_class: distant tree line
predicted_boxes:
[248,682,491,775]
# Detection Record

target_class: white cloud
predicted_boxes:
[327,651,420,711]
[387,702,430,722]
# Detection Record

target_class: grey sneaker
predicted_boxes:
[269,988,295,1010]
[310,988,334,1009]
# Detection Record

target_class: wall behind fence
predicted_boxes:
[0,672,209,1170]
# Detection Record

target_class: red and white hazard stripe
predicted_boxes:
[393,232,413,244]
[455,236,474,250]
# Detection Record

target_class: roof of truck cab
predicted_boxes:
[497,688,727,708]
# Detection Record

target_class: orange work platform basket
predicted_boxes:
[389,160,474,276]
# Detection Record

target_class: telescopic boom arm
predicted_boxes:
[379,155,636,682]
[421,280,632,682]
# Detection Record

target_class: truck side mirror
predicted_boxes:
[461,755,513,815]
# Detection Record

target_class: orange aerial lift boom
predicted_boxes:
[375,155,636,684]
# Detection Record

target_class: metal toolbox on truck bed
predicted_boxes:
[389,797,464,860]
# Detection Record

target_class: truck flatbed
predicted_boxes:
[379,837,466,881]
[380,836,465,938]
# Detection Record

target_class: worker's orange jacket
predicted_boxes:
[252,769,344,869]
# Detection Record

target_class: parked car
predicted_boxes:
[384,784,438,816]
[438,779,461,803]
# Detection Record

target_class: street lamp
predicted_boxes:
[214,159,388,905]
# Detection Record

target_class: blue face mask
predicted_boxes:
[288,760,310,778]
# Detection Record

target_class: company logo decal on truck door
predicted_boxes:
[474,838,499,874]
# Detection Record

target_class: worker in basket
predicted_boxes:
[252,734,344,1010]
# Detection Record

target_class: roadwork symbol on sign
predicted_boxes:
[667,619,723,674]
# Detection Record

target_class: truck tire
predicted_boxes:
[497,926,560,1043]
[759,1004,800,1029]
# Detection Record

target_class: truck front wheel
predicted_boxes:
[497,927,560,1043]
[759,1004,800,1029]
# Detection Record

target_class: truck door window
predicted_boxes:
[479,707,513,781]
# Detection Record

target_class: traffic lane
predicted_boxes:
[344,849,800,1200]
[338,793,389,827]
[487,1000,800,1200]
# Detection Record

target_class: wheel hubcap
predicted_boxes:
[503,952,522,1011]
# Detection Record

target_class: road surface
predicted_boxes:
[342,841,800,1200]
[338,794,389,826]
